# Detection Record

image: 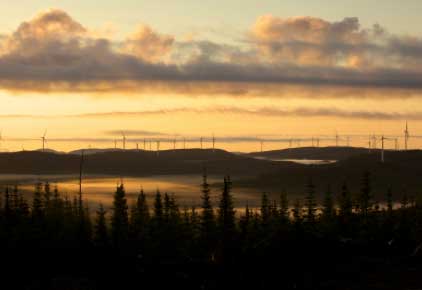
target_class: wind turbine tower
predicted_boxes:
[41,130,47,152]
[404,121,410,150]
[156,140,160,156]
[335,132,339,147]
[381,135,385,163]
[121,132,126,150]
[212,134,215,151]
[200,137,203,149]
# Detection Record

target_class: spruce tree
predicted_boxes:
[322,185,335,221]
[200,171,215,241]
[279,192,289,223]
[32,182,44,220]
[94,204,109,247]
[130,189,150,240]
[111,184,129,247]
[217,176,236,236]
[359,171,372,222]
[305,179,317,224]
[153,189,163,223]
[260,192,270,226]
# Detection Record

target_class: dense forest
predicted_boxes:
[1,171,422,289]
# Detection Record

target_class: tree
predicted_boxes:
[111,184,129,247]
[130,189,150,240]
[94,204,109,247]
[305,179,317,224]
[358,171,372,222]
[32,182,44,220]
[279,192,289,223]
[200,171,215,242]
[260,192,270,226]
[338,182,353,221]
[153,189,163,223]
[322,185,335,221]
[386,187,393,217]
[217,176,236,236]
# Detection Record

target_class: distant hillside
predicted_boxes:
[0,149,282,176]
[240,150,422,200]
[246,146,376,161]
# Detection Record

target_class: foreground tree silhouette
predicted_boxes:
[217,176,236,262]
[199,170,216,259]
[111,184,129,248]
[305,179,317,225]
[94,204,109,248]
[129,189,149,242]
[359,171,372,224]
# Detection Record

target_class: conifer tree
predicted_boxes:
[94,204,109,247]
[305,179,317,224]
[32,182,44,220]
[217,176,236,236]
[359,171,372,221]
[130,189,150,240]
[322,185,335,221]
[111,184,129,247]
[260,192,270,226]
[338,182,353,220]
[200,171,215,242]
[153,189,163,223]
[279,192,289,223]
[386,187,393,217]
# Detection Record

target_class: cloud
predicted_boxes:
[123,24,174,62]
[0,10,422,96]
[104,129,170,137]
[0,106,421,121]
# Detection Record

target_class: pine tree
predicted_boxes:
[386,187,393,217]
[260,192,270,226]
[305,179,317,224]
[217,176,236,236]
[94,204,109,247]
[153,189,163,223]
[279,192,289,223]
[338,182,353,221]
[322,185,335,221]
[292,198,302,226]
[111,184,129,247]
[129,189,150,240]
[200,171,215,241]
[32,182,44,220]
[359,171,372,222]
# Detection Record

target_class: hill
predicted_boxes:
[246,146,376,161]
[0,149,281,176]
[240,149,422,200]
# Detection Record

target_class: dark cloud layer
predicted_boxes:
[1,10,422,95]
[0,106,420,121]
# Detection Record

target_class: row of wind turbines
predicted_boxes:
[0,122,414,162]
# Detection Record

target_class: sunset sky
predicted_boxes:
[1,0,422,152]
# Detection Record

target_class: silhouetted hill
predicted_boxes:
[0,149,281,176]
[247,146,376,161]
[241,150,422,199]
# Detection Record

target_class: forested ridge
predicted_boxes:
[1,171,422,289]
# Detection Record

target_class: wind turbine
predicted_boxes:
[316,138,320,148]
[41,130,47,152]
[404,121,410,150]
[156,140,160,156]
[121,132,126,150]
[335,131,339,147]
[212,134,215,151]
[200,137,203,149]
[381,135,385,163]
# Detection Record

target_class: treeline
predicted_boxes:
[1,171,422,289]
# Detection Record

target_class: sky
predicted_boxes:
[0,1,422,152]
